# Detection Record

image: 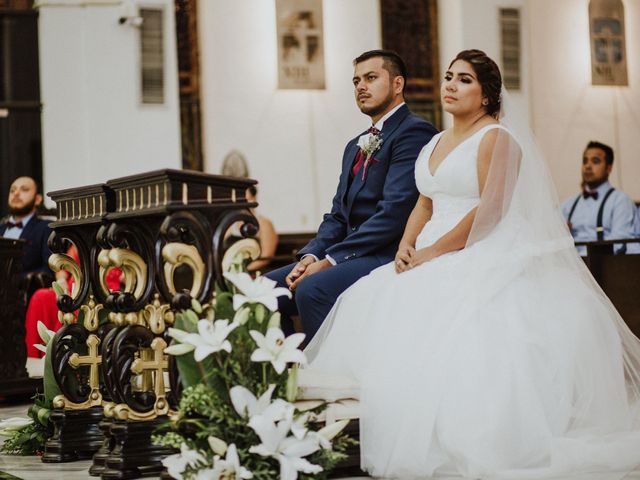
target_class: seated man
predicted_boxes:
[561,141,638,255]
[266,49,437,341]
[0,176,52,276]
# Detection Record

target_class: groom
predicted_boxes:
[267,49,437,340]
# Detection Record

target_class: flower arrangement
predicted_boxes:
[155,269,354,480]
[0,321,60,455]
[356,131,383,180]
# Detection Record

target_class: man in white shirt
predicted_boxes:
[561,141,638,255]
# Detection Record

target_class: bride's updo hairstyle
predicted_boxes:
[450,49,502,118]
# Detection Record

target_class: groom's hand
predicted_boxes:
[286,256,317,287]
[290,258,332,290]
[395,244,415,273]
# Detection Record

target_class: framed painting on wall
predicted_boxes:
[275,0,326,89]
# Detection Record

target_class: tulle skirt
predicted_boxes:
[306,239,640,479]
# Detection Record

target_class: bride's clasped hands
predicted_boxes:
[394,243,440,272]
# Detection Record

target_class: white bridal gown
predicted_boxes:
[306,124,640,479]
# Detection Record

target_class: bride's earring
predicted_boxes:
[482,98,489,106]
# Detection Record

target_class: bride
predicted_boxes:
[304,50,640,479]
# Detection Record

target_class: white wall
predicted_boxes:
[37,0,181,202]
[529,0,640,202]
[437,0,532,129]
[198,0,381,232]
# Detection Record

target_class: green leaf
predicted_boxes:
[43,335,61,404]
[214,292,235,321]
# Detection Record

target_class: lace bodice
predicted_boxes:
[413,124,505,248]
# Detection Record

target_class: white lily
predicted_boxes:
[168,319,238,362]
[33,320,57,354]
[249,328,307,374]
[0,417,33,435]
[195,443,253,480]
[230,384,275,418]
[223,271,291,312]
[230,384,294,425]
[207,435,228,456]
[248,415,322,480]
[311,419,350,449]
[164,342,195,356]
[160,443,206,480]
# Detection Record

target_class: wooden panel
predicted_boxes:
[583,240,640,336]
[380,0,441,128]
[174,0,204,171]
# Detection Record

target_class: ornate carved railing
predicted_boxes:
[41,170,259,479]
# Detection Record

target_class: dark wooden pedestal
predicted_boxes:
[89,417,116,476]
[101,417,176,480]
[42,406,104,462]
[0,238,42,401]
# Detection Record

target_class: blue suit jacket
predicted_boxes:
[298,104,438,264]
[0,216,52,274]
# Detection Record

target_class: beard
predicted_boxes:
[9,198,37,217]
[358,89,395,117]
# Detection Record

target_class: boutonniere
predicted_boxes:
[357,131,383,180]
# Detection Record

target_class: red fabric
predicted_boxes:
[25,288,60,358]
[24,243,123,358]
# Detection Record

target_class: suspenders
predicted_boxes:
[567,187,615,241]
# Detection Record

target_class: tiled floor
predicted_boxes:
[3,401,640,480]
[0,402,368,480]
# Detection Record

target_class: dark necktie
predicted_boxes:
[352,126,381,177]
[4,220,23,229]
[583,190,598,200]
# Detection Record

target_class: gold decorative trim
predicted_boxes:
[182,183,188,205]
[113,337,170,421]
[54,334,103,410]
[207,186,212,204]
[80,295,103,332]
[98,248,147,300]
[221,238,261,273]
[143,294,175,334]
[162,242,205,297]
[49,252,81,299]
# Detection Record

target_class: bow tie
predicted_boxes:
[583,190,598,200]
[367,126,381,135]
[4,220,24,229]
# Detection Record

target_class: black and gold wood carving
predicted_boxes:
[42,170,259,479]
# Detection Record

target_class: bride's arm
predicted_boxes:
[408,129,498,268]
[395,194,433,272]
